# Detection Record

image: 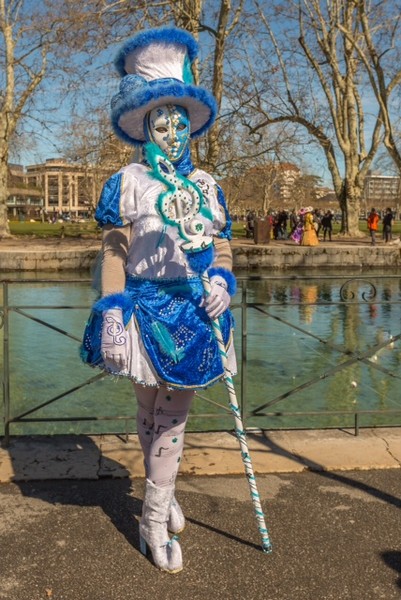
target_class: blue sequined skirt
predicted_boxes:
[81,276,236,389]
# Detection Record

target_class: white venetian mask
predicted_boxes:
[145,104,190,161]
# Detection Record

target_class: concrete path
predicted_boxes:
[1,468,401,599]
[1,427,401,482]
[1,428,401,599]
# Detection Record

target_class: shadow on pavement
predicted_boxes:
[247,430,401,509]
[382,551,401,590]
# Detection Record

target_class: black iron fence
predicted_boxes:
[2,273,401,446]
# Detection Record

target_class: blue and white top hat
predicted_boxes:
[111,27,217,146]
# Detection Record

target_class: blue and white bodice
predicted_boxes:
[95,162,230,280]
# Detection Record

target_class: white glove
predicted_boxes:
[101,308,130,372]
[202,276,231,320]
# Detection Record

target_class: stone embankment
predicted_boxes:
[0,238,100,272]
[1,235,401,271]
[232,237,401,269]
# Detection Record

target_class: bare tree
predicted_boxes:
[0,0,100,236]
[0,0,173,237]
[245,0,389,235]
[62,108,136,213]
[200,0,245,171]
[172,0,202,45]
[171,1,248,173]
[63,1,253,176]
[341,1,401,176]
[2,0,315,238]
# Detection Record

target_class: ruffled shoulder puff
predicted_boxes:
[95,164,148,227]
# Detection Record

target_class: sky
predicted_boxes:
[9,0,400,192]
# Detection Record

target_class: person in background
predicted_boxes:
[382,207,393,243]
[291,208,304,244]
[321,210,333,241]
[80,27,236,574]
[314,209,322,238]
[301,206,319,246]
[246,210,255,238]
[289,208,298,235]
[277,209,288,239]
[367,207,380,246]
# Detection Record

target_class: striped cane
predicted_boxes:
[201,271,272,554]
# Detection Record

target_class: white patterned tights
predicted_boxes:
[134,383,194,487]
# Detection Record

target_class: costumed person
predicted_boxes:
[80,27,236,574]
[291,208,305,244]
[301,206,319,246]
[367,207,380,246]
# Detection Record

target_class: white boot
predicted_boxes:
[142,459,185,534]
[139,479,183,573]
[168,496,186,534]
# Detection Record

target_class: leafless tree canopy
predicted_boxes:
[3,0,401,236]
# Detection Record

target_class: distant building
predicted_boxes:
[269,163,301,206]
[7,158,110,220]
[7,164,44,219]
[363,172,401,215]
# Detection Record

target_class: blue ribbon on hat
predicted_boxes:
[111,75,185,109]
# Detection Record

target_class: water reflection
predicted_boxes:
[240,270,401,430]
[1,270,401,435]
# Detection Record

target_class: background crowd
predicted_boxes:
[245,206,395,246]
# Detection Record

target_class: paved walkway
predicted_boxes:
[1,467,401,599]
[1,429,401,599]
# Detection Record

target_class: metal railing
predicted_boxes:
[2,274,401,446]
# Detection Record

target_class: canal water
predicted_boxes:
[1,269,401,435]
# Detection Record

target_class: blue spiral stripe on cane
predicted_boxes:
[229,403,240,414]
[251,492,260,498]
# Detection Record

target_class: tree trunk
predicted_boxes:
[338,178,364,237]
[0,158,11,238]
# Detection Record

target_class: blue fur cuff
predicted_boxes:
[208,267,237,296]
[186,246,215,274]
[93,292,133,314]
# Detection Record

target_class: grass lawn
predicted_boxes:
[9,220,101,238]
[7,218,401,239]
